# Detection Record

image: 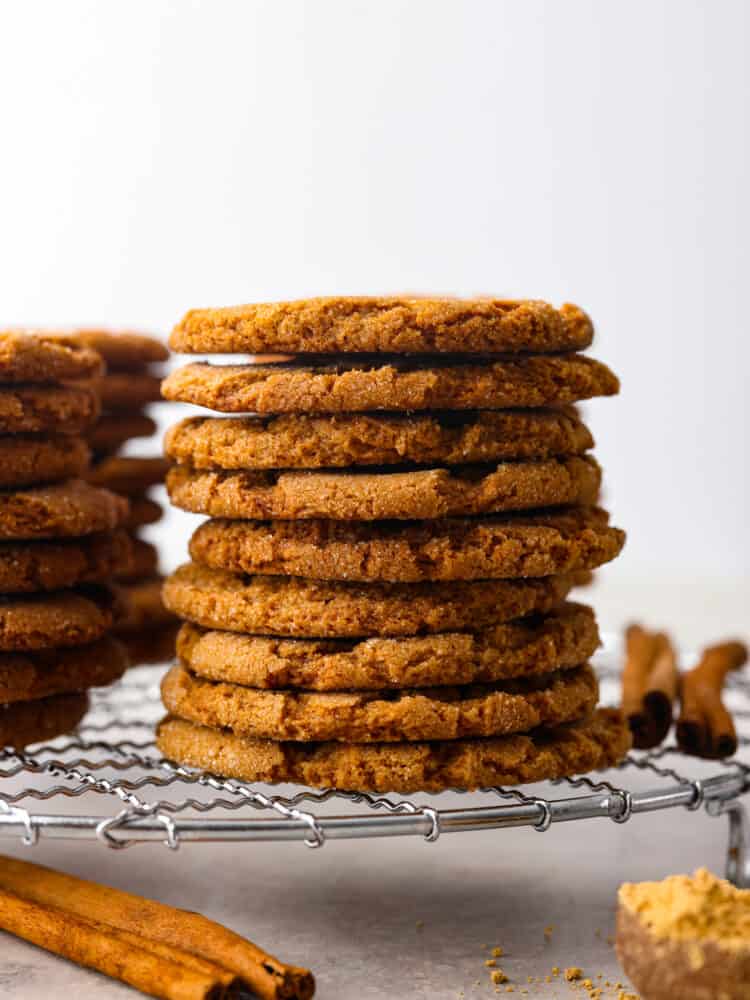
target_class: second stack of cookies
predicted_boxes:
[74,330,178,665]
[160,297,630,793]
[0,331,133,748]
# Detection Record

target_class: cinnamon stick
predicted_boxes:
[642,634,680,745]
[0,886,237,1000]
[621,624,679,749]
[677,641,748,759]
[0,854,315,1000]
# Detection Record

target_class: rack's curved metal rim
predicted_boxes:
[0,768,746,846]
[0,636,748,868]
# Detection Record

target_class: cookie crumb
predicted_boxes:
[564,967,583,981]
[485,959,496,968]
[491,946,504,958]
[490,969,508,985]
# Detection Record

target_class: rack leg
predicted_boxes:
[707,799,750,887]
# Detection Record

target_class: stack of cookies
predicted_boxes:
[0,331,134,749]
[158,297,631,793]
[73,330,178,665]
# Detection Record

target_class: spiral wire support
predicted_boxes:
[0,636,748,883]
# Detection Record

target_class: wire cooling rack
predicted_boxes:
[0,635,748,884]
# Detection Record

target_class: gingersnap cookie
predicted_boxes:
[87,456,171,495]
[162,662,598,743]
[0,480,128,541]
[70,330,168,370]
[0,331,103,383]
[0,692,89,749]
[162,355,619,414]
[116,537,159,582]
[167,456,601,521]
[86,412,158,456]
[156,707,631,792]
[117,625,178,667]
[165,409,595,471]
[122,495,163,530]
[92,372,163,411]
[0,384,100,436]
[0,436,91,488]
[0,479,128,540]
[177,603,598,690]
[0,636,127,704]
[170,298,593,355]
[189,506,625,583]
[115,577,176,632]
[164,563,575,637]
[616,869,750,1000]
[0,587,116,651]
[0,531,133,594]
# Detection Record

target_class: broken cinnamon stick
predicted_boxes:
[621,624,679,749]
[0,854,314,1000]
[677,641,748,759]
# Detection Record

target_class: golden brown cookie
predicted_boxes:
[162,663,598,743]
[163,563,575,637]
[170,298,593,355]
[167,456,601,521]
[0,692,89,749]
[86,412,157,456]
[86,455,171,495]
[92,372,163,410]
[616,870,750,1000]
[0,480,128,541]
[162,355,619,414]
[156,707,631,792]
[69,330,168,370]
[116,625,178,667]
[164,409,595,470]
[0,331,103,383]
[177,603,598,690]
[0,384,100,436]
[189,506,625,583]
[116,537,159,582]
[122,495,163,529]
[0,436,91,488]
[0,636,127,704]
[0,587,116,651]
[115,577,176,632]
[0,531,134,594]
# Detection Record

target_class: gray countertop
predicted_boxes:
[0,808,730,999]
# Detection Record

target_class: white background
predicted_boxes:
[0,0,747,633]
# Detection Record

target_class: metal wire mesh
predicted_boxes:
[0,634,748,877]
